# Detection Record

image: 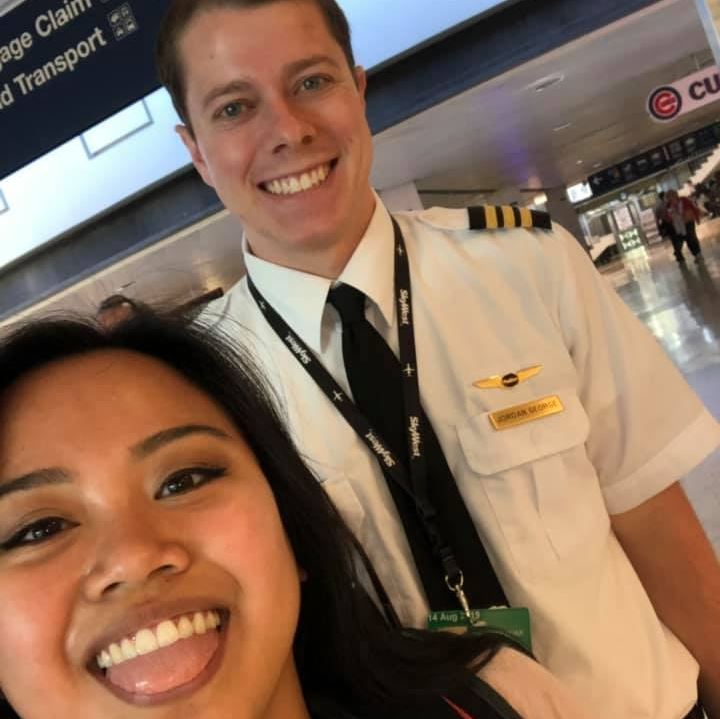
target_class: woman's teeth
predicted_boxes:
[263,163,331,196]
[96,610,221,669]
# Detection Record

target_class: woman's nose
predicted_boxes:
[82,513,192,601]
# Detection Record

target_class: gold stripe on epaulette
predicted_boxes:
[519,207,533,228]
[485,205,498,229]
[502,206,515,228]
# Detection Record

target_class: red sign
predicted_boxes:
[648,86,682,121]
[647,66,720,123]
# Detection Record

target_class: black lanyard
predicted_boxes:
[247,218,472,615]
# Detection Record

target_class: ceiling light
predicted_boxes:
[576,160,584,165]
[533,193,548,206]
[593,162,603,169]
[527,73,565,93]
[553,122,572,132]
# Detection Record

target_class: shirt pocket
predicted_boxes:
[457,391,610,578]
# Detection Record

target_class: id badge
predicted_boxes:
[427,607,532,652]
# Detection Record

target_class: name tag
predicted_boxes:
[428,607,532,652]
[489,395,564,431]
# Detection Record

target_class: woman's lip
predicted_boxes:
[92,616,229,707]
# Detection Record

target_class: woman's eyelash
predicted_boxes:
[155,466,228,499]
[1,517,73,552]
[0,466,228,551]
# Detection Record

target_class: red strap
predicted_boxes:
[444,697,475,719]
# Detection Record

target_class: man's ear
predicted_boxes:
[176,124,214,188]
[354,65,367,101]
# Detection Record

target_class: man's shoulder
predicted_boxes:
[392,203,589,285]
[395,204,553,235]
[197,275,254,330]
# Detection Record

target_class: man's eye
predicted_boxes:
[1,517,71,551]
[218,101,251,119]
[156,467,227,499]
[300,76,329,92]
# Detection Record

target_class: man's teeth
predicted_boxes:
[264,164,330,196]
[96,610,221,669]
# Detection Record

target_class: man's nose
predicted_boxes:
[82,512,192,601]
[266,97,316,154]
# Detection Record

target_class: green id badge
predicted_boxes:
[427,607,532,652]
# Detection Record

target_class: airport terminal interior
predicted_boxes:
[2,2,720,718]
[1,0,719,551]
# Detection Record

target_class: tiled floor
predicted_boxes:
[602,233,720,556]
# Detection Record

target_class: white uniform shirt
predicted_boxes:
[203,198,720,718]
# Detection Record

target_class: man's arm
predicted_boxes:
[612,482,720,718]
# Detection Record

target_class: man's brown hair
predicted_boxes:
[156,0,356,130]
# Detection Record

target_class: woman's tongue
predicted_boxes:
[106,631,220,695]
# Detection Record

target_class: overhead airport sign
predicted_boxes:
[588,121,720,197]
[0,0,170,180]
[647,65,720,122]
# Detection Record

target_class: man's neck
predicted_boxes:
[246,198,377,279]
[247,239,361,279]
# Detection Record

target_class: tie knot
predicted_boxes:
[328,284,366,324]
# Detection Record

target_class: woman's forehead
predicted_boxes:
[0,350,237,464]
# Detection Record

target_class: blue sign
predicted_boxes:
[0,0,170,180]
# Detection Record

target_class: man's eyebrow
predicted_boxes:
[284,54,341,78]
[0,468,71,501]
[202,78,253,111]
[131,425,232,459]
[200,55,341,111]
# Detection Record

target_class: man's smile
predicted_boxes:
[260,159,338,196]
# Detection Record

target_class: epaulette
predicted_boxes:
[467,205,552,231]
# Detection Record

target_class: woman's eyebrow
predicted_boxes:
[131,424,232,459]
[0,426,231,500]
[0,468,71,501]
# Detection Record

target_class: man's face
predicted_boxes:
[177,0,376,269]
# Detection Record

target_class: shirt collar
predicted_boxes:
[337,195,396,329]
[243,192,396,353]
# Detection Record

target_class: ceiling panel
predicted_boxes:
[372,0,719,196]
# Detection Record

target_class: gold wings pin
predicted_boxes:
[473,365,542,390]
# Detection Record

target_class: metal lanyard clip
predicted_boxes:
[445,571,472,622]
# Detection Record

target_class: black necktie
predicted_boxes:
[328,284,507,610]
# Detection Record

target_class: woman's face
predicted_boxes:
[0,350,308,719]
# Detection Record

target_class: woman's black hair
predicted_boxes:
[0,312,511,718]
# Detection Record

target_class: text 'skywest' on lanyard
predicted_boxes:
[247,218,472,616]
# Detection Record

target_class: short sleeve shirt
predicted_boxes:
[203,197,720,718]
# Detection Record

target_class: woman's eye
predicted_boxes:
[1,517,71,551]
[156,467,227,499]
[300,75,329,92]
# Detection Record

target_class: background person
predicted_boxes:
[0,313,595,719]
[654,191,674,242]
[666,189,703,263]
[156,1,720,716]
[96,294,142,329]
